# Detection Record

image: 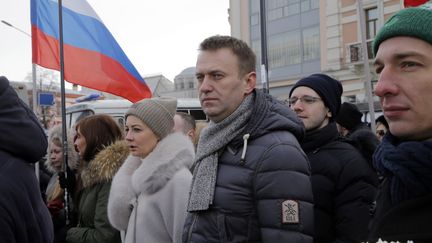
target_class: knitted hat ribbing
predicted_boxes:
[125,97,177,139]
[373,2,432,55]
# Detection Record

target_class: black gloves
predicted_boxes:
[58,166,76,193]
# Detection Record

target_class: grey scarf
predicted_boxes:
[187,93,255,211]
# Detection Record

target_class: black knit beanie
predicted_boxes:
[289,73,343,119]
[335,102,363,130]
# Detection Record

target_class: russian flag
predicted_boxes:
[31,0,152,102]
[404,0,428,7]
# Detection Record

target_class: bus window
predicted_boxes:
[190,109,207,121]
[70,110,94,127]
[177,109,207,121]
[114,116,125,131]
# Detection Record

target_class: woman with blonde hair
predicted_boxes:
[45,124,79,243]
[108,97,194,243]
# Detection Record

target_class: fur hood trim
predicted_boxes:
[81,140,129,188]
[131,132,194,195]
[45,125,79,173]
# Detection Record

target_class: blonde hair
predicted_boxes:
[46,181,64,203]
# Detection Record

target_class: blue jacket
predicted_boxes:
[0,76,53,243]
[183,91,314,243]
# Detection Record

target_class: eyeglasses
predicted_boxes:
[287,95,322,106]
[376,130,386,136]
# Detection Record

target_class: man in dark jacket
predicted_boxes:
[183,35,314,243]
[369,2,432,242]
[289,74,378,243]
[0,76,53,243]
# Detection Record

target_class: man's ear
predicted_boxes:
[326,108,332,119]
[244,71,256,95]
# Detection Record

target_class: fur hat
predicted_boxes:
[45,124,79,173]
[373,1,432,55]
[125,97,177,139]
[335,102,363,130]
[289,73,343,119]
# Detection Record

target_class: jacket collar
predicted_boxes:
[301,122,339,152]
[81,140,129,188]
[131,132,194,195]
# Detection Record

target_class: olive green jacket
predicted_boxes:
[66,141,129,243]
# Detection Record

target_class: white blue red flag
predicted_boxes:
[31,0,152,102]
[404,0,428,7]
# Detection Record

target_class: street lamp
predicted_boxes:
[1,19,40,180]
[1,20,31,37]
[1,20,38,115]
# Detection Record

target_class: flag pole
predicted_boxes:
[259,0,269,94]
[357,0,376,132]
[58,0,70,225]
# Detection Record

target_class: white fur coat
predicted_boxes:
[108,133,194,243]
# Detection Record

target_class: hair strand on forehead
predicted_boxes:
[199,35,256,77]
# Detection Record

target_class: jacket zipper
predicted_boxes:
[186,213,198,242]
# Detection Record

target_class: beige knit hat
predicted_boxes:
[125,97,177,139]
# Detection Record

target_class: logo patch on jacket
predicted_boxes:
[281,200,299,224]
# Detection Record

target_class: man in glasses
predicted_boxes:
[288,73,378,243]
[374,115,388,141]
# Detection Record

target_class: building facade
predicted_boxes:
[229,0,402,105]
[169,67,198,98]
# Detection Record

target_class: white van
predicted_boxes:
[65,98,206,129]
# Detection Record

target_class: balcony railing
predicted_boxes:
[346,39,374,63]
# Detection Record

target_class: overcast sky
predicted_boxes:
[0,0,230,83]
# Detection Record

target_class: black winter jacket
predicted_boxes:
[369,179,432,243]
[345,124,379,170]
[183,91,314,243]
[301,123,378,243]
[0,76,53,243]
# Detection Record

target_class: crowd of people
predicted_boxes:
[1,2,432,243]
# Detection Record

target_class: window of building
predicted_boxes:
[251,40,262,68]
[268,31,301,68]
[267,0,289,21]
[188,81,194,89]
[251,13,259,26]
[180,83,184,90]
[268,0,288,10]
[311,0,319,9]
[284,3,300,16]
[252,0,314,22]
[300,0,310,12]
[365,7,378,39]
[268,8,284,20]
[302,27,320,61]
[251,0,260,13]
